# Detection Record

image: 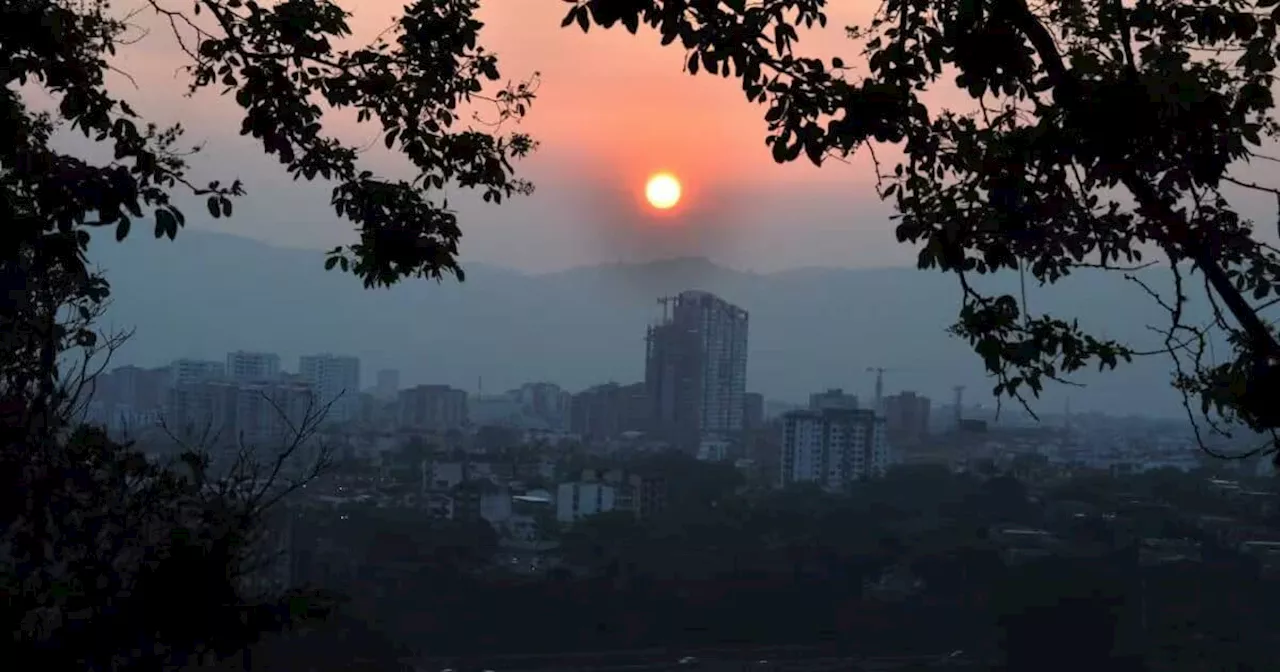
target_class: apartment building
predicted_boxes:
[780,407,890,490]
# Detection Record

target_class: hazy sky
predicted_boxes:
[90,1,1279,273]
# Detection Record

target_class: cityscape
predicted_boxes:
[11,0,1280,669]
[87,284,1274,523]
[78,286,1280,669]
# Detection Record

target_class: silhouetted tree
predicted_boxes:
[564,0,1280,458]
[2,193,336,669]
[1,366,336,669]
[5,0,536,316]
[4,3,539,665]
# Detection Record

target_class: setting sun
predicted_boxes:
[644,173,682,210]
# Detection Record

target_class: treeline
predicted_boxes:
[298,458,1280,669]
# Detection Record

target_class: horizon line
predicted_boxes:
[128,228,921,277]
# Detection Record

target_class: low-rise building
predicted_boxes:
[556,481,617,523]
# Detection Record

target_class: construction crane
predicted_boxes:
[953,385,966,428]
[866,367,894,412]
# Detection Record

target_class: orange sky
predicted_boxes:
[88,0,1276,271]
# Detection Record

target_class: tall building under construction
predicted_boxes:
[644,290,749,457]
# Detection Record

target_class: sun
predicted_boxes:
[644,173,682,210]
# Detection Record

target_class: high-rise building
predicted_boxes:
[780,407,889,490]
[884,391,931,445]
[299,354,361,425]
[226,351,281,382]
[645,290,749,454]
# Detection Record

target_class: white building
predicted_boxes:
[299,353,361,425]
[226,351,281,382]
[556,481,618,523]
[780,407,890,490]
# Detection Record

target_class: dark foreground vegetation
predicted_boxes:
[289,455,1280,671]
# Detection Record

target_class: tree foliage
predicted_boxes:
[5,0,535,321]
[3,4,536,662]
[563,0,1280,456]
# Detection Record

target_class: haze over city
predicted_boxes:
[58,0,1271,420]
[10,1,1280,671]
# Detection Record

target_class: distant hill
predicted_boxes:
[88,230,1202,417]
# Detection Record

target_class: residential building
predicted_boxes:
[513,382,573,431]
[884,391,931,445]
[809,388,859,411]
[102,365,171,411]
[226,351,281,383]
[86,365,172,436]
[780,407,890,490]
[235,380,317,449]
[398,384,468,432]
[469,393,524,427]
[570,382,648,440]
[555,481,618,523]
[299,353,361,425]
[165,380,239,446]
[171,358,225,385]
[583,468,667,520]
[645,290,749,454]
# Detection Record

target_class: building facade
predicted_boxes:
[226,351,281,383]
[236,381,317,448]
[398,384,468,432]
[556,481,618,523]
[299,353,361,425]
[645,290,749,454]
[884,391,931,445]
[165,380,240,446]
[570,382,648,441]
[780,407,890,490]
[513,382,573,431]
[809,388,859,411]
[171,359,225,386]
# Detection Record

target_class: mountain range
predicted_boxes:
[87,229,1201,418]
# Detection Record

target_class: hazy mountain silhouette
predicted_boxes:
[90,230,1199,417]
